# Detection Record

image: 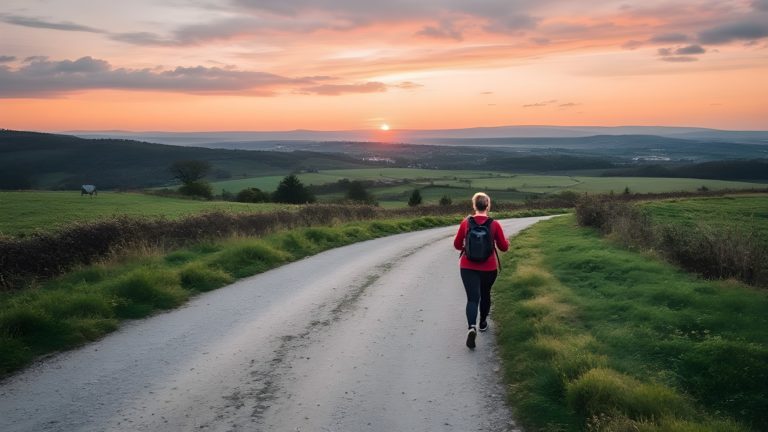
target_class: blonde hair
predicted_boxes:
[472,192,491,212]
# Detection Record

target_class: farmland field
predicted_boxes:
[641,195,768,243]
[0,191,283,235]
[211,168,765,207]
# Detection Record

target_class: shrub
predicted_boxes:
[345,181,377,205]
[408,189,422,206]
[439,195,453,206]
[236,187,270,203]
[272,174,315,204]
[178,180,213,199]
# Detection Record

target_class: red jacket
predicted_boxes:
[453,215,509,271]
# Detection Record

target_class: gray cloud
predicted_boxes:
[623,32,691,50]
[522,99,557,108]
[0,14,104,33]
[299,81,387,95]
[483,13,539,34]
[660,56,698,62]
[657,44,705,60]
[417,20,463,41]
[110,32,175,46]
[753,0,768,11]
[622,40,644,50]
[233,0,540,34]
[650,33,689,43]
[559,102,579,108]
[1,1,544,47]
[699,19,768,44]
[0,56,16,63]
[675,44,705,55]
[0,56,316,98]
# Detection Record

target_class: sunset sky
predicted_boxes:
[1,0,767,131]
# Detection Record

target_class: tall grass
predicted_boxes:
[494,216,767,431]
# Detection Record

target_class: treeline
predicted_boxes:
[575,194,768,288]
[603,159,768,180]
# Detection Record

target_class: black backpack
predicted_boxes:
[463,216,495,262]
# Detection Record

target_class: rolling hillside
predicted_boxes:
[0,130,370,190]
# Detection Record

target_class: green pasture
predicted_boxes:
[211,168,764,201]
[641,195,768,242]
[0,191,283,235]
[210,168,509,194]
[566,177,762,194]
[495,215,768,431]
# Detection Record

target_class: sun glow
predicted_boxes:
[380,123,390,131]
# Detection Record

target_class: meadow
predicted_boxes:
[641,195,768,243]
[0,191,284,235]
[210,168,765,207]
[494,214,768,431]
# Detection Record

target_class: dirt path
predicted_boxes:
[0,217,552,432]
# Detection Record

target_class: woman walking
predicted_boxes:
[453,192,509,349]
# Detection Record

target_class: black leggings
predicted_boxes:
[460,268,498,329]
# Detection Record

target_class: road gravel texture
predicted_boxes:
[0,216,553,432]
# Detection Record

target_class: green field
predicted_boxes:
[0,191,283,235]
[641,195,768,242]
[211,168,765,206]
[494,215,768,431]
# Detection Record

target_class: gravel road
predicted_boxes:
[0,216,552,432]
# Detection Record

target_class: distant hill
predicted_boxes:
[69,125,768,145]
[0,130,369,190]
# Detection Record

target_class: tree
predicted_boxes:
[272,174,316,204]
[170,160,212,199]
[237,187,271,203]
[170,160,211,184]
[346,181,376,204]
[408,189,422,207]
[439,195,452,206]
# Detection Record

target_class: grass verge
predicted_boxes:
[0,209,562,377]
[494,215,767,431]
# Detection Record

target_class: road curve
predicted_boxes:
[0,216,553,432]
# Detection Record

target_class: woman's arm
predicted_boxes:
[453,219,467,251]
[494,221,510,251]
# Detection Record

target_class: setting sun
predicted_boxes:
[380,124,390,131]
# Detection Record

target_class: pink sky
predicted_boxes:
[1,0,767,131]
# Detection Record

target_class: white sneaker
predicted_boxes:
[466,326,477,349]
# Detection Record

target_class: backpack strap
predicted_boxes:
[460,216,475,258]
